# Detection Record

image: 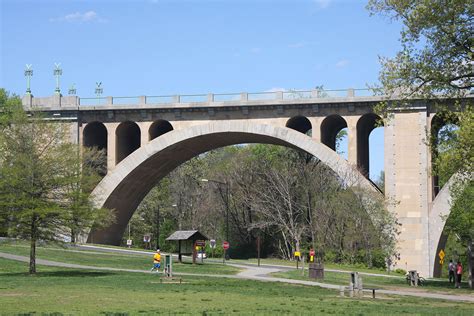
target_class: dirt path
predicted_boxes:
[1,251,473,303]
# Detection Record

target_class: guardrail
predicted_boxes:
[59,88,376,107]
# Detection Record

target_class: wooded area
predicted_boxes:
[126,144,397,269]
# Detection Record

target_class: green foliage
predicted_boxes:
[335,129,347,155]
[434,107,473,183]
[0,88,22,128]
[0,90,112,273]
[444,182,474,245]
[367,0,473,98]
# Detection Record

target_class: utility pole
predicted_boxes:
[155,205,160,250]
[201,178,230,259]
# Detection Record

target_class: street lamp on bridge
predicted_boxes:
[24,64,33,94]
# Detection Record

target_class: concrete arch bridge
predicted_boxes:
[23,88,473,277]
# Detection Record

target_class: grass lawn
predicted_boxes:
[0,257,473,315]
[0,241,240,275]
[272,268,474,295]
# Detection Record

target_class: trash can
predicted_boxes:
[309,263,324,279]
[408,270,418,286]
[164,254,172,277]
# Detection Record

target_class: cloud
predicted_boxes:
[50,11,107,23]
[313,0,332,9]
[335,59,349,68]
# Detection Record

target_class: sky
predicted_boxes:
[0,0,402,180]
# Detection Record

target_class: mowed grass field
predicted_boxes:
[0,242,240,275]
[1,242,473,315]
[272,268,474,295]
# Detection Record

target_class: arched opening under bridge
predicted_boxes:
[88,122,382,245]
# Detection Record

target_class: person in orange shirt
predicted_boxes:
[151,249,161,272]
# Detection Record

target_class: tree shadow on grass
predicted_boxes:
[1,270,116,278]
[424,280,470,290]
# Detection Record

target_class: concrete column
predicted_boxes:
[107,96,113,105]
[53,94,61,108]
[345,116,358,166]
[22,94,33,109]
[105,123,118,171]
[207,93,214,102]
[241,93,248,101]
[139,122,149,146]
[388,110,431,277]
[311,117,322,143]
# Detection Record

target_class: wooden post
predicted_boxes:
[468,240,473,289]
[178,240,182,263]
[192,241,197,264]
[302,254,305,276]
[257,235,261,267]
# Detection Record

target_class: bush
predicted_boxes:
[394,268,406,275]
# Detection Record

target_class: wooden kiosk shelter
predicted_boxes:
[166,230,209,263]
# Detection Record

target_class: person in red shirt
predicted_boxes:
[455,261,463,288]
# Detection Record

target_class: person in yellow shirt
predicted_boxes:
[151,249,161,272]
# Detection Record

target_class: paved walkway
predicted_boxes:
[1,251,473,303]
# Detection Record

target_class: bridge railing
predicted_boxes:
[29,88,377,107]
[79,97,108,106]
[111,96,141,105]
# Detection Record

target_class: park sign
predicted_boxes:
[210,239,216,248]
[143,235,151,243]
[195,240,206,247]
[439,249,445,265]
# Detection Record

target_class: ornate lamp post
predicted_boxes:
[68,83,77,95]
[53,63,62,94]
[95,82,103,98]
[24,64,33,94]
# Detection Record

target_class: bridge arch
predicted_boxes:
[430,112,459,197]
[115,121,141,165]
[149,119,174,141]
[356,113,384,178]
[429,174,461,277]
[83,121,107,150]
[286,116,312,135]
[89,121,379,245]
[320,114,347,151]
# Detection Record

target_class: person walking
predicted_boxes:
[455,261,463,288]
[448,260,455,283]
[151,249,161,273]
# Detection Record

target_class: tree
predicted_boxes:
[64,147,112,243]
[0,92,112,274]
[367,0,473,98]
